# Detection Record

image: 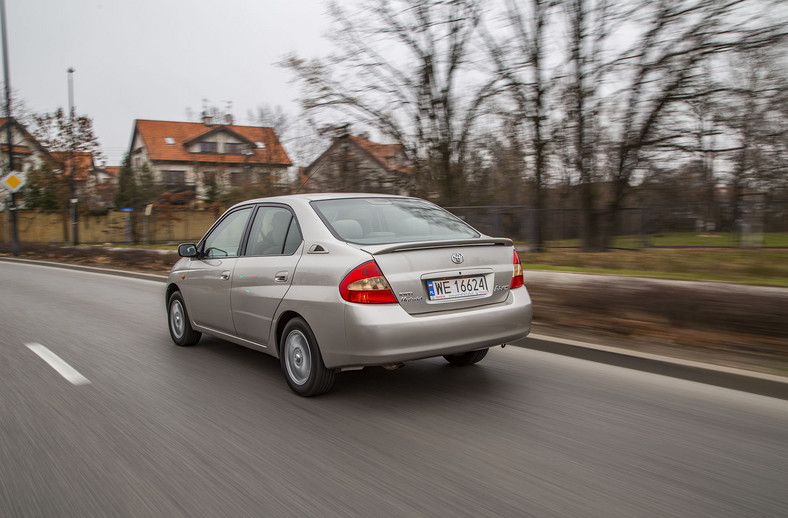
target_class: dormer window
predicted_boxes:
[164,137,175,145]
[255,141,265,149]
[200,142,217,153]
[225,142,243,154]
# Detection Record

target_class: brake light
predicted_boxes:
[510,250,524,289]
[340,260,397,304]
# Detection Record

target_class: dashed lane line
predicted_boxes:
[25,343,91,386]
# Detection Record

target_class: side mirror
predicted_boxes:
[177,243,199,258]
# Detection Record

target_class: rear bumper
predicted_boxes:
[323,287,532,368]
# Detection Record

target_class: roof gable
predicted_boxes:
[0,117,58,163]
[182,125,254,147]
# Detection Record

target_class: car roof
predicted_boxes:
[228,193,416,210]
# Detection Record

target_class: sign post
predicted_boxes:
[1,171,23,256]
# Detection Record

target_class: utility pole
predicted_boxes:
[68,67,78,246]
[1,0,19,256]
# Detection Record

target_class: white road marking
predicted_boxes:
[25,343,91,386]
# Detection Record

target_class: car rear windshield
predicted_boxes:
[311,197,480,245]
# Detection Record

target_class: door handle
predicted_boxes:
[220,271,231,281]
[275,271,288,283]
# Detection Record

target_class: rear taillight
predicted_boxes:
[510,250,524,289]
[340,260,397,304]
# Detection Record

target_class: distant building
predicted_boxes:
[1,118,119,211]
[51,150,94,194]
[128,116,292,202]
[300,133,413,195]
[86,165,119,210]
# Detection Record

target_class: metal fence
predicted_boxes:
[5,201,786,248]
[447,201,788,249]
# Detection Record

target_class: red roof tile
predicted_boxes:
[52,151,94,181]
[348,135,411,175]
[133,119,291,166]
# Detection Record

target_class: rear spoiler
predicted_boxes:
[361,238,513,255]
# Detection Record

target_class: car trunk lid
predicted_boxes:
[362,238,516,315]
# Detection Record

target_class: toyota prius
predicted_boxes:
[166,194,532,396]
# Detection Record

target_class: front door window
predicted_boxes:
[203,208,251,258]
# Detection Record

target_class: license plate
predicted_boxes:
[427,275,489,301]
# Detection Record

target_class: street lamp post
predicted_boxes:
[67,67,78,246]
[1,0,19,256]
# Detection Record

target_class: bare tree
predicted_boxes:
[281,0,498,204]
[482,0,555,248]
[557,0,612,250]
[30,108,103,163]
[719,47,788,225]
[248,105,328,171]
[247,104,290,138]
[557,0,786,250]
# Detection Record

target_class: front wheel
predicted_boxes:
[167,291,201,346]
[443,348,488,366]
[280,318,335,396]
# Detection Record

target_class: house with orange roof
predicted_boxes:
[1,117,117,210]
[128,115,292,202]
[299,133,413,195]
[50,151,118,210]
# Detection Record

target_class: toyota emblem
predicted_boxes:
[451,253,464,264]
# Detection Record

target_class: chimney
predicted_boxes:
[335,123,350,139]
[225,113,234,125]
[202,111,213,126]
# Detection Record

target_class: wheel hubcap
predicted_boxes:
[284,330,311,386]
[170,300,184,339]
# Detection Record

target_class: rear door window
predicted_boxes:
[245,206,302,256]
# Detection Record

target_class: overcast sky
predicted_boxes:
[5,0,332,165]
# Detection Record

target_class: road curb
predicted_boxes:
[3,255,786,399]
[523,333,788,400]
[0,256,168,282]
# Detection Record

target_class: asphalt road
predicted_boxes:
[2,261,787,517]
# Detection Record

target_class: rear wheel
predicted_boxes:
[280,318,335,396]
[167,291,201,346]
[443,348,488,366]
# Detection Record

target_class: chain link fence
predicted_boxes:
[447,201,788,249]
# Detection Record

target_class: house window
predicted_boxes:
[163,170,185,186]
[225,142,243,154]
[200,142,218,153]
[164,137,175,145]
[255,141,265,149]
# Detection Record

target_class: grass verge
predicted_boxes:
[521,249,788,287]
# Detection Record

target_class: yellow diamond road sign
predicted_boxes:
[2,172,25,193]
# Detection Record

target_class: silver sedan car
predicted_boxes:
[166,194,532,396]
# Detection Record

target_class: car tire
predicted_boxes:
[280,317,336,396]
[167,291,202,346]
[443,348,488,366]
